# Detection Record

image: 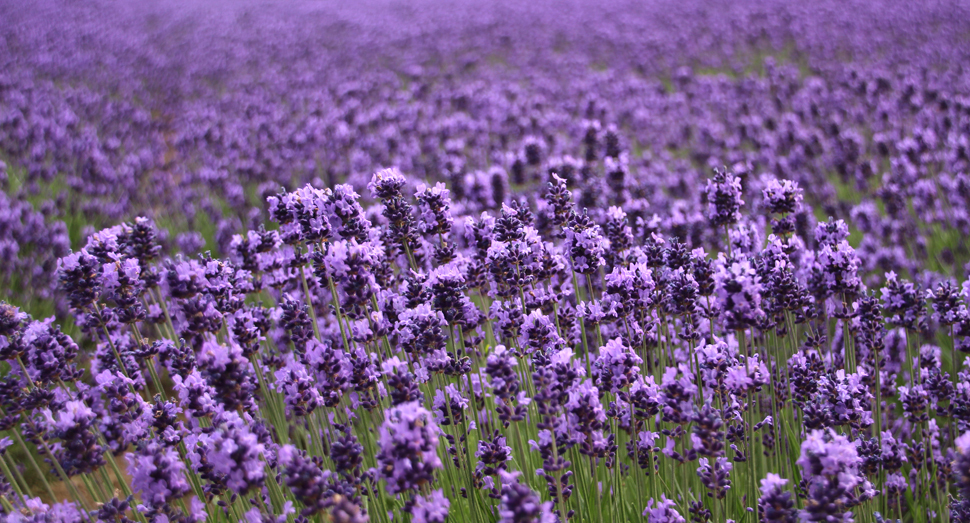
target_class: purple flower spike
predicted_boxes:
[592,337,642,394]
[704,167,744,228]
[642,494,685,523]
[762,177,804,215]
[376,401,442,495]
[798,429,872,522]
[759,473,796,523]
[713,254,765,331]
[496,470,557,523]
[410,488,450,523]
[127,440,190,506]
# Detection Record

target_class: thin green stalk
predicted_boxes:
[0,400,59,504]
[0,495,15,514]
[90,429,149,523]
[592,455,603,523]
[92,303,134,382]
[0,453,30,510]
[6,421,58,502]
[38,438,93,517]
[950,324,957,387]
[739,329,759,523]
[572,271,592,376]
[326,274,354,353]
[549,429,569,521]
[80,471,107,504]
[130,325,168,402]
[152,287,178,341]
[298,255,323,341]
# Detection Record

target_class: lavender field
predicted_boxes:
[2,0,970,521]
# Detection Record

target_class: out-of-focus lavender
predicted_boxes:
[0,0,967,312]
[2,1,970,523]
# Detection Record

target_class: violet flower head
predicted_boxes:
[486,344,526,424]
[496,470,557,523]
[42,399,105,477]
[126,440,190,506]
[370,168,418,259]
[129,216,162,267]
[432,383,468,426]
[376,401,442,495]
[383,356,424,406]
[5,498,84,523]
[631,375,662,420]
[691,248,716,297]
[242,504,297,523]
[954,431,970,522]
[664,268,700,328]
[759,473,796,523]
[642,494,686,523]
[808,240,864,301]
[929,280,966,326]
[92,496,136,523]
[762,177,803,215]
[713,254,765,331]
[545,173,575,232]
[314,238,382,321]
[327,184,371,243]
[703,167,744,228]
[397,303,448,356]
[303,338,352,407]
[490,299,524,344]
[367,167,408,200]
[564,208,607,274]
[93,368,152,452]
[520,309,568,356]
[592,337,643,394]
[22,317,81,385]
[56,250,103,310]
[565,380,610,457]
[278,293,314,352]
[475,430,513,482]
[603,205,633,258]
[415,181,454,237]
[274,357,323,417]
[815,218,850,249]
[696,457,733,499]
[268,184,334,244]
[165,257,209,300]
[660,365,698,425]
[691,404,725,457]
[881,271,927,332]
[197,339,257,412]
[0,301,28,338]
[884,473,907,511]
[278,444,360,518]
[171,370,219,420]
[429,264,480,329]
[604,261,655,317]
[330,423,364,481]
[185,411,266,496]
[797,429,868,523]
[410,489,450,523]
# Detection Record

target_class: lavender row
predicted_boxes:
[1,162,969,522]
[2,0,970,313]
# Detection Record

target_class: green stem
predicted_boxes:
[298,251,323,341]
[0,452,30,511]
[38,438,93,517]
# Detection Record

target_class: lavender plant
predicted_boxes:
[2,1,970,522]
